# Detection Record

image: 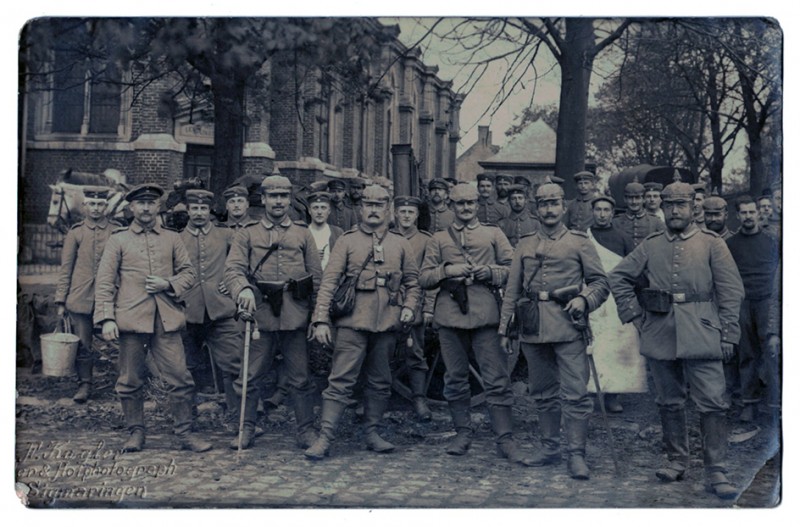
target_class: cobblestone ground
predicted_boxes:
[14,370,781,509]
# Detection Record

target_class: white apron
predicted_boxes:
[586,230,648,393]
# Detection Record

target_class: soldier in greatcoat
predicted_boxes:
[499,183,610,479]
[304,185,420,460]
[223,175,323,450]
[55,186,120,403]
[95,184,211,453]
[420,183,533,466]
[609,182,745,499]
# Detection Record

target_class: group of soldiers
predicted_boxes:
[54,168,781,500]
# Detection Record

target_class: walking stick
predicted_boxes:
[237,312,254,460]
[587,351,621,477]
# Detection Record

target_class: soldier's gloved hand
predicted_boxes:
[564,296,587,319]
[101,320,119,342]
[445,263,472,278]
[721,342,735,362]
[56,304,65,317]
[499,336,513,354]
[218,280,230,296]
[237,288,256,314]
[314,323,333,347]
[473,265,492,282]
[767,335,780,359]
[400,307,415,324]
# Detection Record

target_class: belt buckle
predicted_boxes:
[376,277,386,287]
[672,293,686,303]
[538,291,550,301]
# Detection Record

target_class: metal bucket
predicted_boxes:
[40,332,80,377]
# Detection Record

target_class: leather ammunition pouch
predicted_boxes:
[515,296,540,337]
[289,275,313,302]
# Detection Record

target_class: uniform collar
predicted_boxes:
[576,193,594,202]
[431,203,449,213]
[478,196,496,205]
[509,209,529,220]
[401,226,419,239]
[262,216,293,229]
[626,210,646,220]
[226,216,247,227]
[664,223,699,241]
[540,223,568,240]
[131,220,162,234]
[186,223,212,236]
[452,218,480,231]
[84,217,109,230]
[358,223,388,237]
[592,222,613,231]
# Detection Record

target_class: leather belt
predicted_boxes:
[669,292,712,303]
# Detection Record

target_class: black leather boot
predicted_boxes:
[445,399,473,455]
[530,410,562,466]
[409,370,432,421]
[294,389,318,449]
[656,408,689,482]
[489,405,535,467]
[229,392,260,450]
[701,411,737,499]
[564,417,590,480]
[364,397,395,453]
[172,399,213,452]
[304,399,348,460]
[120,397,145,453]
[73,355,93,403]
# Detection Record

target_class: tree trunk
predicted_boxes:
[555,19,595,198]
[210,73,246,198]
[747,132,767,197]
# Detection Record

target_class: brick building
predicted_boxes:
[19,20,462,263]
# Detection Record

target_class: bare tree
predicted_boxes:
[420,17,631,196]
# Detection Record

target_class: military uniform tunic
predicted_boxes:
[55,217,119,373]
[477,197,510,225]
[94,221,197,401]
[564,194,596,232]
[428,203,456,232]
[500,209,541,247]
[180,223,241,382]
[615,211,665,247]
[499,224,610,418]
[224,216,323,398]
[419,220,515,406]
[328,201,358,231]
[609,225,744,361]
[313,224,421,403]
[56,217,117,315]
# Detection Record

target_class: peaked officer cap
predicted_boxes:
[125,184,164,202]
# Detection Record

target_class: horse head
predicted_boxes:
[47,182,72,233]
